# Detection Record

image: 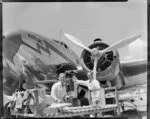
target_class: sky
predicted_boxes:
[3,0,147,61]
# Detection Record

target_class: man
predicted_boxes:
[64,72,81,106]
[51,73,68,103]
[73,72,101,105]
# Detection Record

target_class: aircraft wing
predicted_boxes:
[119,59,147,90]
[120,59,147,77]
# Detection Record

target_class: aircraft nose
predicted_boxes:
[3,31,24,64]
[3,31,24,95]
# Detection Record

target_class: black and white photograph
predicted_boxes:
[2,1,147,118]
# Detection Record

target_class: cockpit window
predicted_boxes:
[64,43,68,49]
[53,40,60,44]
[53,40,68,49]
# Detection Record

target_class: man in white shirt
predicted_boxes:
[51,73,68,103]
[73,72,101,105]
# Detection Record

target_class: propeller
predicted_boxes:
[100,34,141,54]
[64,33,92,53]
[64,33,141,80]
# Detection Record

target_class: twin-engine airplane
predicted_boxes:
[3,30,147,106]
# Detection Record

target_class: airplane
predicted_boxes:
[3,29,147,113]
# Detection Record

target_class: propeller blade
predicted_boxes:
[93,58,98,80]
[64,33,92,53]
[101,34,141,54]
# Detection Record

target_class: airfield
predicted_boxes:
[2,1,147,118]
[2,30,147,118]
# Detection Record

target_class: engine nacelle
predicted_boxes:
[80,41,122,88]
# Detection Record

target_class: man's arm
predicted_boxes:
[72,76,88,87]
[76,80,89,87]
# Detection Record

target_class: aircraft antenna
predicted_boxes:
[60,28,62,41]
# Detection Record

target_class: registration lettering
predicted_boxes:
[28,34,43,45]
[28,33,51,55]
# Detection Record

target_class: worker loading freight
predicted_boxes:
[51,73,68,103]
[73,72,101,105]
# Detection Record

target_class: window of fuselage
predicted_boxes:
[53,40,68,49]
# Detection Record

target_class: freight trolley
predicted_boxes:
[42,86,121,118]
[9,87,121,118]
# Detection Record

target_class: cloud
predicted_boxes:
[124,38,147,60]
